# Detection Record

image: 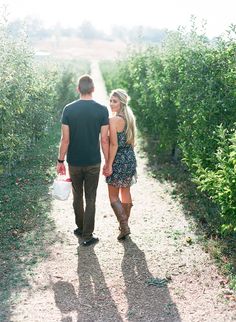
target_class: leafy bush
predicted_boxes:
[101,25,236,233]
[194,125,236,233]
[0,27,57,171]
[0,22,89,173]
[99,60,123,95]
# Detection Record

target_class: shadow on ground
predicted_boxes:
[53,238,180,322]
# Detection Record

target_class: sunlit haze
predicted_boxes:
[1,0,236,38]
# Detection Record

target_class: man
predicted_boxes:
[57,74,109,246]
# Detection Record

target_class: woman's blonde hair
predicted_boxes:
[110,89,136,145]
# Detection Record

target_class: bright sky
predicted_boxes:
[1,0,236,37]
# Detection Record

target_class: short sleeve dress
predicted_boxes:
[106,116,137,188]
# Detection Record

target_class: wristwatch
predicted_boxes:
[57,159,64,163]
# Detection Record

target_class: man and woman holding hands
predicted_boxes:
[57,75,137,246]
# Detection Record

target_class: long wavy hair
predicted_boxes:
[110,89,136,146]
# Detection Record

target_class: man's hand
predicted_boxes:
[57,162,66,175]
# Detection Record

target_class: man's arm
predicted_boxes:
[57,124,70,175]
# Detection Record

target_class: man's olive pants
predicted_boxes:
[69,164,100,240]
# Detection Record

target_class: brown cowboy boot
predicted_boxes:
[111,199,130,240]
[122,202,133,220]
[118,203,133,231]
[118,202,133,230]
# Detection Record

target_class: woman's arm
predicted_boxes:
[107,117,118,173]
[101,124,109,165]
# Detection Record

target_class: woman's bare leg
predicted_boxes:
[120,187,132,203]
[108,184,120,203]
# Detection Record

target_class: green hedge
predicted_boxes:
[100,27,236,234]
[0,24,89,174]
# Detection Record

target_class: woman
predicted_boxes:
[104,89,137,240]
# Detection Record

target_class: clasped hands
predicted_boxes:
[103,163,112,177]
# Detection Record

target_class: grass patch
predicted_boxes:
[0,122,61,321]
[138,134,236,292]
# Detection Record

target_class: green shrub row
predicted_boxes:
[0,25,88,174]
[100,27,236,234]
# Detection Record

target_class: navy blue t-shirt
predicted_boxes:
[61,99,109,166]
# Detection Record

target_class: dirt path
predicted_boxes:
[10,62,236,322]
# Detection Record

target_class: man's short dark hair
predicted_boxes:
[78,74,94,94]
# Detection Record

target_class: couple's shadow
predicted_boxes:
[53,243,122,322]
[53,239,180,321]
[122,239,180,321]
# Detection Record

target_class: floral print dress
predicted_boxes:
[106,119,137,188]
